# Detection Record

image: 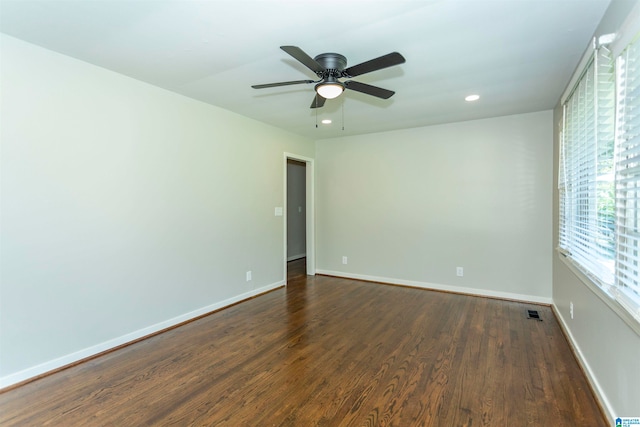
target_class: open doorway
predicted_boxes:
[286,159,307,281]
[284,153,315,283]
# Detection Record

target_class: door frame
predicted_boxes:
[284,152,315,281]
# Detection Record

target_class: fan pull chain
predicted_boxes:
[342,99,345,131]
[315,95,318,128]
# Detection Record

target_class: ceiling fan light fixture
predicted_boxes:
[252,46,406,109]
[316,82,344,99]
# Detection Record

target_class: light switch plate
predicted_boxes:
[275,207,283,216]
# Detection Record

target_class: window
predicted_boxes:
[559,34,640,323]
[613,38,640,317]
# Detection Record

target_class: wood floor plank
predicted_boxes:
[0,259,607,426]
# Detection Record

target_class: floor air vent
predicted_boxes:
[527,310,542,321]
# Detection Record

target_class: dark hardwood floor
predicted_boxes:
[0,258,606,426]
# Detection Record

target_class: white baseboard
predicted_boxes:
[551,305,614,423]
[0,281,284,389]
[287,253,306,262]
[315,269,553,305]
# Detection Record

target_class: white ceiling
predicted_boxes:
[0,0,612,139]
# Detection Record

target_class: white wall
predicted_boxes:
[0,35,314,385]
[551,0,640,419]
[315,111,553,302]
[286,160,306,260]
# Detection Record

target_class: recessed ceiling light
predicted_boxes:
[465,94,480,102]
[321,119,332,124]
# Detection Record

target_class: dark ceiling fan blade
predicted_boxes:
[344,80,395,99]
[280,46,325,74]
[343,52,405,77]
[252,79,314,89]
[310,94,326,109]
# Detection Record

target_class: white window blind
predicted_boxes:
[559,46,616,287]
[596,45,616,284]
[560,33,640,324]
[614,36,640,318]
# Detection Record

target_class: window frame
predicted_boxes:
[558,31,640,336]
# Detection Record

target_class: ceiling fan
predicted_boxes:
[252,46,406,109]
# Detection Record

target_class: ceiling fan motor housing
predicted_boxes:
[314,53,347,78]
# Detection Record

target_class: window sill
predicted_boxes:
[557,250,640,337]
